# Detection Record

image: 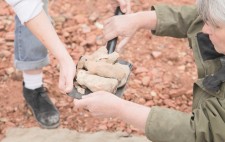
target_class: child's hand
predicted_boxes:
[58,55,76,94]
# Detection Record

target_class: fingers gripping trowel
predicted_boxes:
[68,7,132,99]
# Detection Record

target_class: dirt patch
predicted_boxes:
[0,0,195,140]
[2,127,150,142]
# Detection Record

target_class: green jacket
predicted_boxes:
[145,4,225,142]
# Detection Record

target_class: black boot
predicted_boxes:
[23,84,60,129]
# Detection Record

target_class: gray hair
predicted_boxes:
[196,0,225,27]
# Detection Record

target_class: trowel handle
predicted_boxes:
[106,6,124,54]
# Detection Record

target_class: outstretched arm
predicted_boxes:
[74,91,151,132]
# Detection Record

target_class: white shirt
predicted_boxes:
[6,0,43,24]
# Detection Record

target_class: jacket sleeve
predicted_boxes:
[5,0,43,24]
[152,4,199,38]
[145,97,225,142]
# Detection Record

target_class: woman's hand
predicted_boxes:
[74,91,123,118]
[110,0,131,14]
[74,91,151,132]
[102,11,157,51]
[102,13,139,50]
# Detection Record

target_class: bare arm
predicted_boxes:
[74,91,151,132]
[118,99,150,132]
[24,10,76,93]
[25,10,70,63]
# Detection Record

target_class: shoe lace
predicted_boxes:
[33,87,50,110]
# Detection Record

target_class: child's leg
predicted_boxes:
[14,0,60,129]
